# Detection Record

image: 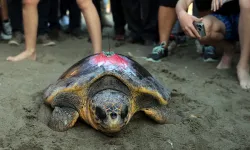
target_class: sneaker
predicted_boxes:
[37,34,56,46]
[1,20,12,40]
[146,42,168,62]
[203,45,219,62]
[8,31,23,46]
[0,32,12,40]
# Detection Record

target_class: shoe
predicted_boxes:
[1,32,12,40]
[8,31,23,46]
[146,42,168,62]
[1,20,12,40]
[37,34,56,46]
[203,45,219,62]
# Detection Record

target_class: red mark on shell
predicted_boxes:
[92,53,128,68]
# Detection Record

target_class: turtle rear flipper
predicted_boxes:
[48,107,79,132]
[142,106,182,124]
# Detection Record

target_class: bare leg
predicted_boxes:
[199,15,234,69]
[0,0,9,20]
[77,0,102,54]
[237,0,250,89]
[7,0,39,61]
[158,6,177,45]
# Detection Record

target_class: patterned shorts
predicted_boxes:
[210,13,240,41]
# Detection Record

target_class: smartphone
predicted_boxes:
[193,22,206,37]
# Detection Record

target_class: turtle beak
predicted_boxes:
[101,112,124,133]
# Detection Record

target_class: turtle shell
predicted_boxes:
[44,52,171,108]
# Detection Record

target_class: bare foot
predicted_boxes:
[216,54,232,69]
[6,50,36,62]
[237,66,250,89]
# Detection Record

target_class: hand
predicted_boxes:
[211,0,233,11]
[211,0,223,11]
[178,11,203,39]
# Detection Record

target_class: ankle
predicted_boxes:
[24,49,36,53]
[237,63,249,70]
[159,41,167,48]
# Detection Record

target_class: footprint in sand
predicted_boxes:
[161,69,186,82]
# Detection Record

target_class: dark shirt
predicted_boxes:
[195,0,240,15]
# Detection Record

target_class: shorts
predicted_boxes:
[159,0,178,8]
[210,13,240,41]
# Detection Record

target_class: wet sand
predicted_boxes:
[0,33,250,150]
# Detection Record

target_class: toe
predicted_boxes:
[240,81,250,90]
[246,82,250,89]
[240,83,247,89]
[6,56,14,61]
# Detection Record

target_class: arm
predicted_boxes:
[176,0,203,38]
[176,0,193,16]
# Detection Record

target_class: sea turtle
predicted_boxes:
[43,51,176,134]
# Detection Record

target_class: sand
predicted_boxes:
[0,32,250,150]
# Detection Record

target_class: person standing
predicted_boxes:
[7,0,102,62]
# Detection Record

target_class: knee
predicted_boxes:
[239,0,250,10]
[198,17,213,42]
[76,0,92,10]
[22,0,39,6]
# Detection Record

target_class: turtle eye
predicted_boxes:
[96,107,106,120]
[121,106,128,119]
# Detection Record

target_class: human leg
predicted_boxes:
[48,0,60,31]
[198,15,235,69]
[0,0,9,21]
[92,0,103,29]
[69,0,81,30]
[237,0,250,89]
[37,0,55,46]
[68,0,83,38]
[76,0,102,54]
[139,0,158,44]
[7,0,39,61]
[8,0,24,45]
[110,0,126,40]
[147,0,178,61]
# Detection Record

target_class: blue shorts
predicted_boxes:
[210,13,239,41]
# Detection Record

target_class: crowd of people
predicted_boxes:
[0,0,249,90]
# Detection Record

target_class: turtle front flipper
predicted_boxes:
[49,107,79,131]
[142,106,182,124]
[46,92,83,131]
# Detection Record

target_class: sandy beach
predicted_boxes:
[0,28,250,150]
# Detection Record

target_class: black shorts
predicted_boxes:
[159,0,178,8]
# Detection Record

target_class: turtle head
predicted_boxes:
[90,89,130,134]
